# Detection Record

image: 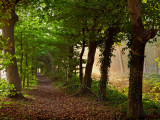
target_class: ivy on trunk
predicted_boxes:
[127,0,158,119]
[98,26,120,101]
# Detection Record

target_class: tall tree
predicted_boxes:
[2,1,22,97]
[98,26,119,101]
[79,29,86,85]
[127,0,158,119]
[82,40,97,93]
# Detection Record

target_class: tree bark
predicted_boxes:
[79,40,85,85]
[79,29,86,85]
[20,32,23,86]
[98,27,119,101]
[2,9,22,97]
[25,52,29,88]
[23,62,26,89]
[68,45,74,80]
[128,41,145,119]
[81,40,97,93]
[127,0,158,119]
[98,41,114,101]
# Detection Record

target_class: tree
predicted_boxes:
[98,26,120,101]
[79,28,86,85]
[127,0,158,119]
[2,1,22,98]
[82,39,97,93]
[50,0,99,90]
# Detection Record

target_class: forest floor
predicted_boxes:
[0,76,159,120]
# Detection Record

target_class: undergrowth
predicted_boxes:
[0,77,37,109]
[53,73,160,117]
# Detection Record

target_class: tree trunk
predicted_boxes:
[98,27,119,101]
[23,66,26,89]
[68,45,74,80]
[79,34,85,85]
[128,41,145,119]
[127,0,158,119]
[25,53,29,88]
[20,32,23,85]
[98,41,114,101]
[2,10,22,98]
[81,40,97,93]
[117,46,125,74]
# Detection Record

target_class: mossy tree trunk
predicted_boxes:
[2,9,22,97]
[98,27,119,101]
[127,0,158,119]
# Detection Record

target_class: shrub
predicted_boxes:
[118,101,128,113]
[143,100,160,115]
[0,79,8,96]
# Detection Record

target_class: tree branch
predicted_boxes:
[137,28,158,43]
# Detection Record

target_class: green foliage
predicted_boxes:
[118,101,128,113]
[106,87,127,103]
[109,73,160,101]
[156,58,160,68]
[54,75,127,103]
[118,99,160,115]
[53,74,79,93]
[0,38,15,70]
[143,100,160,115]
[0,79,22,97]
[91,79,99,93]
[0,79,8,96]
[143,74,160,101]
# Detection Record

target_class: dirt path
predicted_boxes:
[26,76,122,120]
[0,76,125,120]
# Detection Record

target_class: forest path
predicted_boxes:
[0,76,125,120]
[25,75,121,120]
